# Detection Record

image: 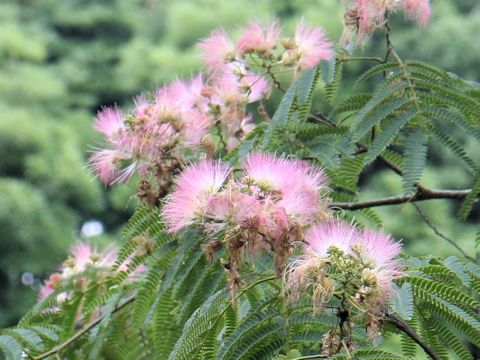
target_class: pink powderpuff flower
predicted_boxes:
[134,95,150,120]
[237,21,281,56]
[204,190,262,233]
[88,149,136,185]
[38,273,63,299]
[153,85,185,123]
[181,110,212,147]
[354,229,404,300]
[240,115,256,135]
[356,0,375,41]
[243,152,298,190]
[162,160,232,233]
[211,64,247,104]
[305,220,359,257]
[94,106,125,144]
[240,72,271,103]
[243,153,328,222]
[69,242,94,272]
[64,243,118,277]
[403,0,431,28]
[198,29,236,69]
[290,20,333,70]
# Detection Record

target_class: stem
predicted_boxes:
[383,14,393,63]
[338,56,384,63]
[385,313,441,360]
[330,188,473,210]
[32,295,136,360]
[292,355,328,360]
[412,203,475,261]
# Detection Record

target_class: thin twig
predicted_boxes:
[338,56,384,63]
[385,313,441,360]
[412,203,475,261]
[32,295,136,360]
[330,188,473,210]
[291,355,328,359]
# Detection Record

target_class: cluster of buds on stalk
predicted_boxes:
[161,152,330,296]
[340,0,431,47]
[89,19,333,205]
[285,220,404,355]
[38,241,148,323]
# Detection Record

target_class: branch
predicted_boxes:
[385,313,441,360]
[330,188,472,210]
[32,295,136,360]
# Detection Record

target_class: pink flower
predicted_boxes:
[134,95,150,120]
[356,229,402,268]
[288,20,333,70]
[237,21,281,55]
[243,152,328,222]
[70,243,94,272]
[38,273,63,299]
[240,72,271,103]
[162,160,232,233]
[94,106,125,144]
[65,243,118,276]
[153,85,184,123]
[403,0,431,28]
[181,110,211,147]
[198,29,236,69]
[88,149,136,185]
[305,220,359,257]
[204,190,261,233]
[354,229,404,299]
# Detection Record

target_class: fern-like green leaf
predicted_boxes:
[352,96,410,142]
[458,168,480,220]
[365,108,417,164]
[402,129,428,194]
[262,81,298,149]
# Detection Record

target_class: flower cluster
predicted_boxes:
[162,151,404,350]
[39,242,146,300]
[285,220,403,354]
[89,19,333,203]
[341,0,431,46]
[200,19,333,75]
[162,152,330,291]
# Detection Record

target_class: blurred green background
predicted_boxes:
[0,0,478,326]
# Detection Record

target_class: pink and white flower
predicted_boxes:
[305,220,359,257]
[237,21,281,56]
[198,29,236,69]
[283,20,333,70]
[162,160,232,233]
[93,106,125,144]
